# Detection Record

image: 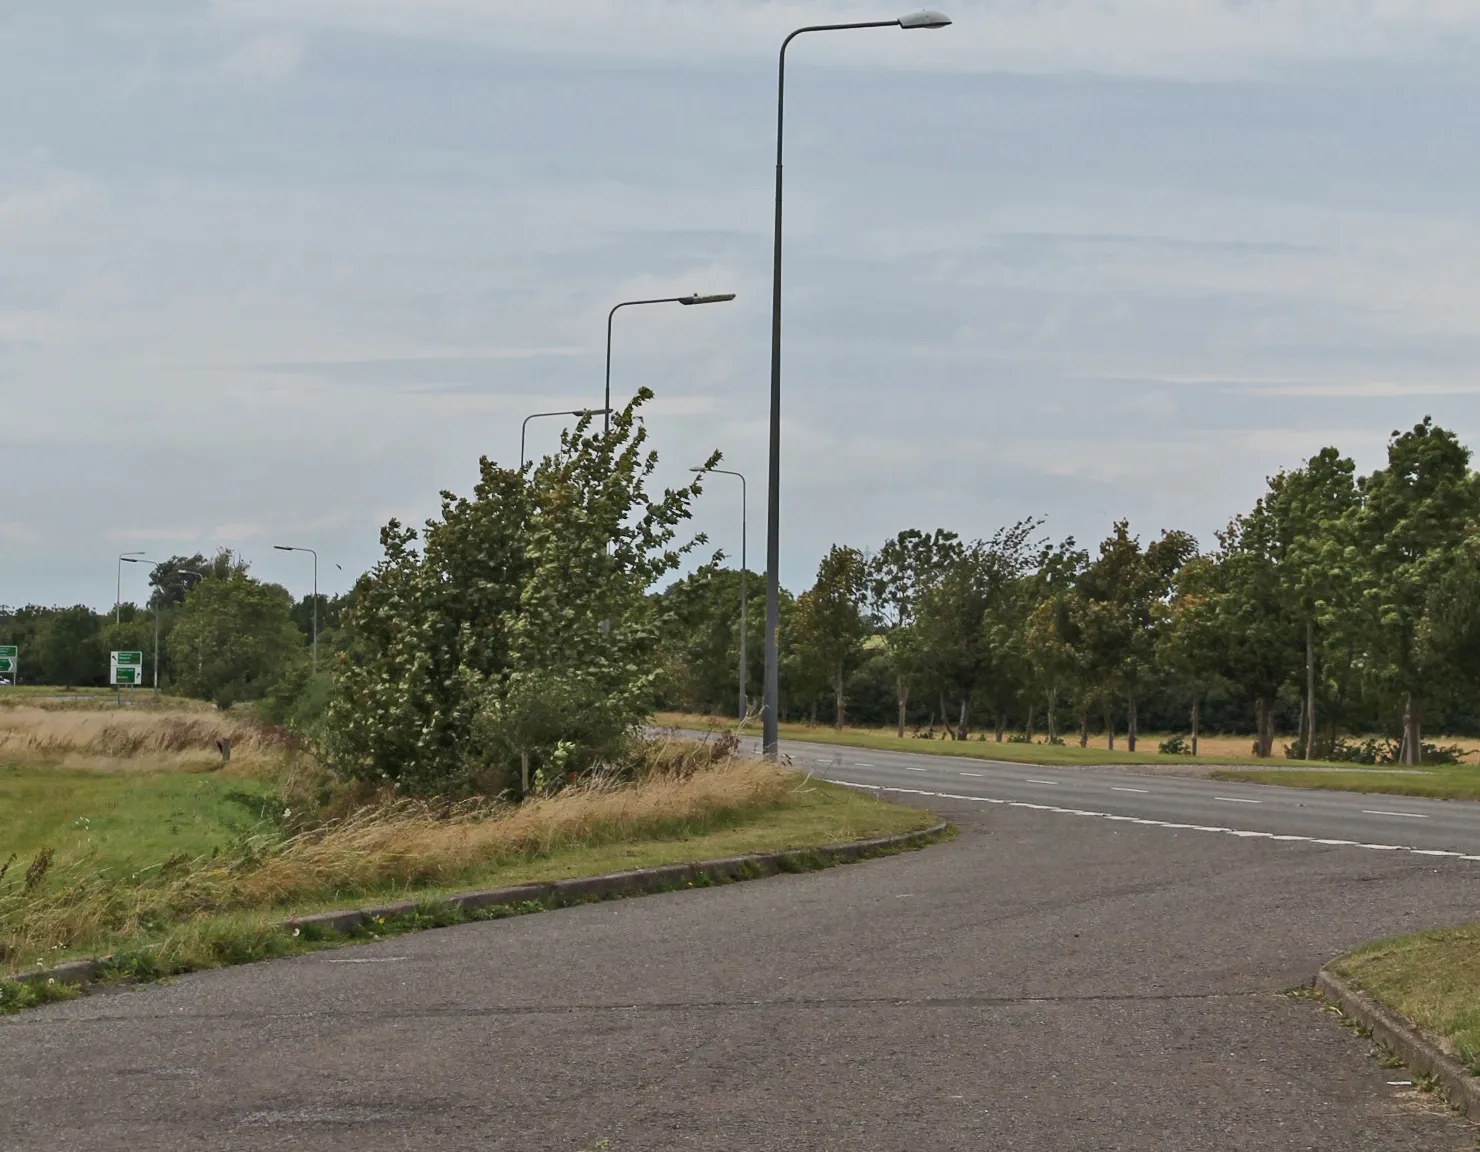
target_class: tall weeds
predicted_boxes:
[2,734,790,968]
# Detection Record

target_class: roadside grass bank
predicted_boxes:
[3,714,935,998]
[1212,766,1480,802]
[1330,925,1480,1076]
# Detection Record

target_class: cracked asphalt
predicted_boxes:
[5,791,1479,1150]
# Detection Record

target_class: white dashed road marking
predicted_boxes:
[1363,810,1429,819]
[1027,779,1058,786]
[1214,796,1261,804]
[959,772,984,778]
[1112,786,1150,794]
[904,766,927,773]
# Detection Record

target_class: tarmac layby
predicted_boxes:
[6,745,1480,1150]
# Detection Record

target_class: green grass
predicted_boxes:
[1331,924,1480,1074]
[1213,766,1480,802]
[2,763,936,991]
[0,762,280,873]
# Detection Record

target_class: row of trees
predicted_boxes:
[659,419,1480,764]
[0,552,343,718]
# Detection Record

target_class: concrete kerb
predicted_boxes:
[5,822,950,990]
[1315,967,1480,1121]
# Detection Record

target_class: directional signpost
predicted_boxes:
[0,645,16,687]
[111,650,144,688]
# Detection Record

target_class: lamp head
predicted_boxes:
[678,292,737,306]
[898,9,951,28]
[273,545,292,552]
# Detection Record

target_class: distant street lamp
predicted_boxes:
[115,552,145,623]
[604,293,736,433]
[520,408,610,472]
[691,466,748,722]
[761,10,952,757]
[273,545,319,673]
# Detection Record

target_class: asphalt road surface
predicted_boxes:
[6,750,1480,1150]
[754,733,1480,857]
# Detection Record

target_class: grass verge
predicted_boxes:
[1330,925,1480,1075]
[3,757,934,998]
[1212,766,1480,801]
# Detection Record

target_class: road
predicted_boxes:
[753,733,1480,856]
[5,744,1480,1150]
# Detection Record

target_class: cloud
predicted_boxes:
[213,0,1480,79]
[0,174,98,236]
[219,32,307,83]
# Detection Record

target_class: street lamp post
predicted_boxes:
[115,552,145,623]
[273,546,318,672]
[692,466,748,723]
[520,408,610,472]
[761,10,952,757]
[604,293,736,434]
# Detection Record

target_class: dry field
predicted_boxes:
[0,705,291,773]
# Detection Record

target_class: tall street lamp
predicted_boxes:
[122,561,206,697]
[115,551,145,623]
[521,408,610,471]
[692,466,748,723]
[761,10,952,757]
[273,545,319,673]
[605,293,736,433]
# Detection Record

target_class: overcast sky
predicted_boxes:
[6,1,1480,610]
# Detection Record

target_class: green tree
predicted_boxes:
[1076,523,1196,751]
[1156,555,1226,754]
[868,528,963,736]
[913,520,1040,740]
[39,606,104,689]
[324,392,710,795]
[1343,418,1480,762]
[170,570,306,709]
[1023,540,1088,744]
[794,545,870,729]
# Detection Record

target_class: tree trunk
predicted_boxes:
[834,659,845,730]
[1025,702,1036,743]
[1190,694,1200,757]
[940,692,954,740]
[1254,697,1272,758]
[896,676,909,739]
[995,713,1006,743]
[1104,698,1114,750]
[1078,702,1089,748]
[1045,686,1057,742]
[1126,692,1138,752]
[957,698,969,741]
[1403,692,1423,766]
[1304,620,1316,760]
[520,750,530,796]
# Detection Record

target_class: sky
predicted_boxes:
[6,1,1480,610]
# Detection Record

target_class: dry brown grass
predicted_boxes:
[1,736,793,965]
[0,706,293,773]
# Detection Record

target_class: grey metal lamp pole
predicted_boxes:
[273,546,318,672]
[119,555,156,693]
[520,408,610,471]
[692,466,748,722]
[115,551,145,623]
[604,293,736,434]
[761,9,952,757]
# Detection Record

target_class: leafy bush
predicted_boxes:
[321,392,715,796]
[1283,734,1467,765]
[1158,734,1189,755]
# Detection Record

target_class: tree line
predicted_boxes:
[658,418,1480,764]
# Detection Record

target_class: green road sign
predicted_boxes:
[115,651,143,667]
[113,667,141,686]
[0,645,16,659]
[0,656,15,675]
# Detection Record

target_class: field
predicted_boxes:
[0,705,934,985]
[1331,925,1480,1075]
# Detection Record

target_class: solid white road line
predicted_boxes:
[829,779,1480,863]
[1214,796,1261,804]
[1362,809,1429,819]
[1112,786,1150,794]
